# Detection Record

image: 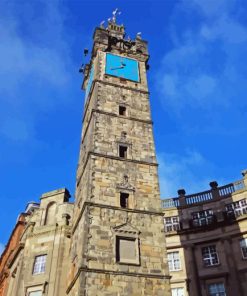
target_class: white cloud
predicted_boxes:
[0,1,74,142]
[0,1,71,97]
[156,0,247,117]
[189,0,233,17]
[157,150,223,198]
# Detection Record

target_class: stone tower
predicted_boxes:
[67,14,171,296]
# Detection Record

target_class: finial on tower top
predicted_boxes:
[106,8,125,38]
[111,8,121,23]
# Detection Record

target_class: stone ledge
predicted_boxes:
[77,151,158,187]
[66,265,171,294]
[72,202,164,234]
[83,79,149,125]
[81,108,153,144]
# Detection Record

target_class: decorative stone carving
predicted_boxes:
[116,175,135,192]
[113,221,140,236]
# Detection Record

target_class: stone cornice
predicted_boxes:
[66,265,171,294]
[82,79,149,126]
[77,150,158,187]
[72,202,164,234]
[81,108,153,146]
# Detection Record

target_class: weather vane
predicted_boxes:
[100,8,122,28]
[111,8,121,23]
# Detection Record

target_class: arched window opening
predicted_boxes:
[44,202,57,225]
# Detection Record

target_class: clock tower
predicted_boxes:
[67,13,171,296]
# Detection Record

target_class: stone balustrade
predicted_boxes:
[162,173,246,209]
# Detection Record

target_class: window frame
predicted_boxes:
[192,209,214,227]
[226,199,247,218]
[201,245,219,267]
[28,291,43,296]
[240,238,247,259]
[207,282,226,296]
[32,254,47,275]
[165,216,180,232]
[171,287,184,296]
[167,251,181,272]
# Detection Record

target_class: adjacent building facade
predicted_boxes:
[163,170,247,296]
[1,16,247,296]
[0,213,27,295]
[1,189,73,296]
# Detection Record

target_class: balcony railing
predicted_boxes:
[162,177,246,209]
[186,190,213,205]
[162,198,180,208]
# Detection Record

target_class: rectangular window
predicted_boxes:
[120,192,129,208]
[201,245,219,267]
[33,255,47,275]
[29,292,42,296]
[192,210,214,227]
[171,288,184,296]
[165,216,180,232]
[116,236,139,264]
[167,252,181,271]
[226,199,247,218]
[119,106,126,116]
[119,145,128,158]
[208,283,226,296]
[240,238,247,259]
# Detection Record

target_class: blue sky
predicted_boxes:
[1,0,247,250]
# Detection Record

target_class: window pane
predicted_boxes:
[240,238,247,247]
[33,255,47,275]
[167,252,181,271]
[172,288,184,296]
[165,216,180,232]
[240,238,247,258]
[29,291,42,296]
[202,245,219,266]
[208,283,225,296]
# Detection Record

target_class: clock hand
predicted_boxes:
[110,66,125,70]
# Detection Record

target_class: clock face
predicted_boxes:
[105,53,139,82]
[85,65,94,99]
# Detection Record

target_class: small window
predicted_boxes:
[192,209,214,227]
[29,291,42,296]
[167,252,181,271]
[165,216,180,232]
[116,236,139,264]
[119,145,128,158]
[240,238,247,259]
[119,106,126,116]
[226,199,247,218]
[201,245,219,267]
[33,255,47,275]
[171,288,184,296]
[120,193,129,208]
[208,283,226,296]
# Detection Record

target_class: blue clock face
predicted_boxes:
[105,53,139,82]
[85,65,94,99]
